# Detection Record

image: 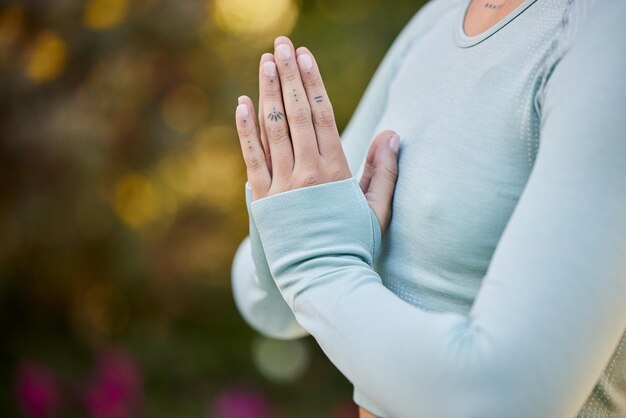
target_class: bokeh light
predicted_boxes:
[0,0,424,416]
[113,173,161,229]
[25,31,67,82]
[252,336,310,383]
[15,362,60,418]
[210,0,299,39]
[210,385,271,418]
[0,4,24,48]
[83,0,128,30]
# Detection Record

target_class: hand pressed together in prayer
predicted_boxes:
[235,36,401,235]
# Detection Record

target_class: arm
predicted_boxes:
[230,7,425,340]
[249,2,626,417]
[230,183,308,339]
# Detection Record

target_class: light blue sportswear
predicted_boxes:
[231,0,626,416]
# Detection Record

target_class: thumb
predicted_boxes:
[361,131,400,234]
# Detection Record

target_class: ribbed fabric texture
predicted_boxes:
[231,0,626,416]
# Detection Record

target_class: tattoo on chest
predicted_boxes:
[484,2,504,8]
[268,108,284,122]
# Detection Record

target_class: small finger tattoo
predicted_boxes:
[268,108,284,122]
[314,96,323,103]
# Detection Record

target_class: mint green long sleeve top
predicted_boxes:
[231,0,626,417]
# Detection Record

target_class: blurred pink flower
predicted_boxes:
[15,361,60,418]
[83,347,144,418]
[211,386,271,418]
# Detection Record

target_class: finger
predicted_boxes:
[295,46,343,161]
[273,36,319,167]
[359,143,376,194]
[258,53,273,174]
[359,130,397,193]
[260,56,294,182]
[235,95,271,198]
[363,131,401,233]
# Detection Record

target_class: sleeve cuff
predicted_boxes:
[245,182,274,288]
[249,177,381,308]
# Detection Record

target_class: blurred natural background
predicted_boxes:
[0,0,425,416]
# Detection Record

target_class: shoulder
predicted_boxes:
[537,0,626,119]
[562,0,626,57]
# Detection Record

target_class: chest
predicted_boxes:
[372,1,568,284]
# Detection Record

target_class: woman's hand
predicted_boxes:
[235,36,400,233]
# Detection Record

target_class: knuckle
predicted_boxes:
[302,75,320,89]
[328,168,348,182]
[282,70,300,83]
[313,109,336,129]
[382,165,399,183]
[237,122,255,138]
[289,107,312,127]
[297,168,319,187]
[267,124,290,142]
[263,88,281,100]
[245,155,263,172]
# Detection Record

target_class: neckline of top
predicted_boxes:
[454,0,540,48]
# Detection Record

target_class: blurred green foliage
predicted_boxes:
[0,0,425,416]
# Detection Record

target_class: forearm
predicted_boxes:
[250,172,626,418]
[230,184,308,340]
[231,236,308,339]
[250,178,495,417]
[236,2,626,417]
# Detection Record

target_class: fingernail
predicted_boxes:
[297,54,313,71]
[237,104,249,118]
[274,35,288,47]
[275,44,291,60]
[388,134,400,153]
[263,61,276,77]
